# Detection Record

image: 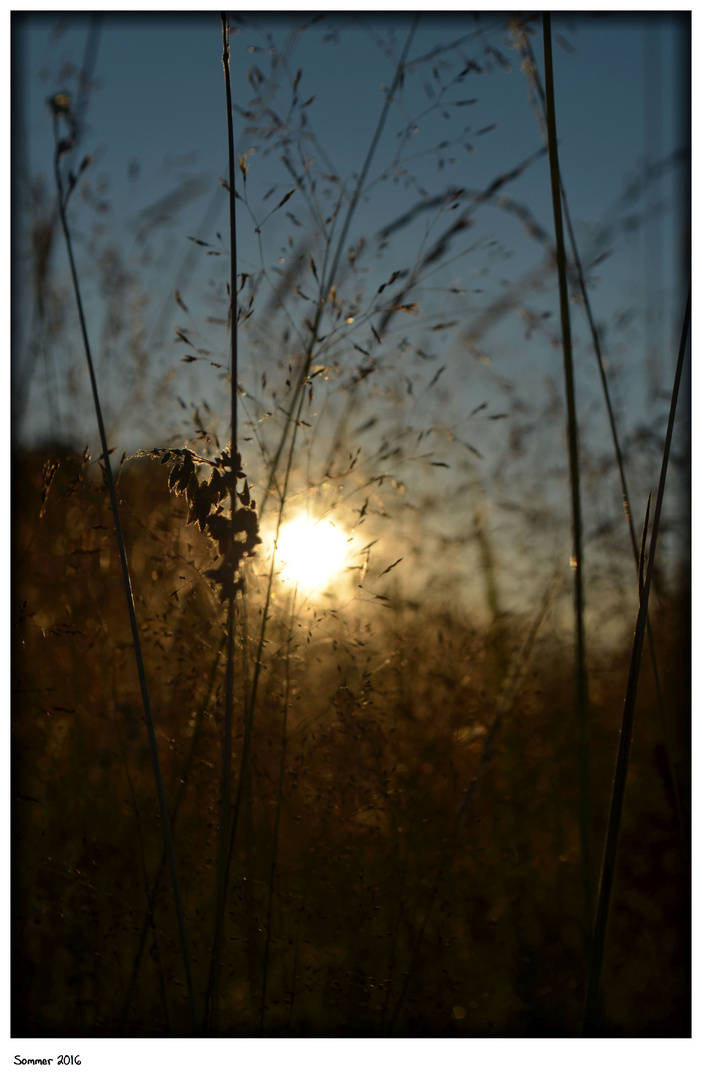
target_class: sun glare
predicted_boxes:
[275,514,350,594]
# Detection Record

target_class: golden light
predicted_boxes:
[274,513,350,594]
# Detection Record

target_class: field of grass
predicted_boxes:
[12,13,690,1039]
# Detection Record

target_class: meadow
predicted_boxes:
[12,12,690,1038]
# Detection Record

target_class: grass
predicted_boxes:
[12,12,690,1038]
[582,287,690,1033]
[50,90,200,1033]
[542,13,592,940]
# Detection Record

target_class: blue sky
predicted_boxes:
[19,12,684,245]
[12,9,690,616]
[15,11,686,428]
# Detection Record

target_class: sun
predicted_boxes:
[274,513,350,594]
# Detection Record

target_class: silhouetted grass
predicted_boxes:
[12,12,690,1038]
[50,90,200,1033]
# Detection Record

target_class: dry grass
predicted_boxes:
[12,448,689,1036]
[12,12,690,1038]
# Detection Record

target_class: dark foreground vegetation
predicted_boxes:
[13,448,689,1036]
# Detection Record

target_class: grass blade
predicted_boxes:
[204,13,240,1034]
[51,99,200,1034]
[514,19,688,859]
[542,12,592,938]
[582,288,690,1034]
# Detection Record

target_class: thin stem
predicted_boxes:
[542,12,592,941]
[559,187,687,857]
[221,5,238,842]
[52,116,200,1035]
[205,12,240,1035]
[223,11,238,452]
[582,289,690,1034]
[515,21,687,858]
[258,16,420,520]
[120,639,222,1032]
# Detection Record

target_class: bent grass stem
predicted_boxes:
[52,109,200,1035]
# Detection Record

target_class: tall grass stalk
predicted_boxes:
[542,13,592,937]
[15,17,102,437]
[120,639,223,1031]
[204,13,240,1034]
[561,189,687,855]
[515,20,686,858]
[207,405,295,1028]
[51,100,200,1034]
[582,288,690,1033]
